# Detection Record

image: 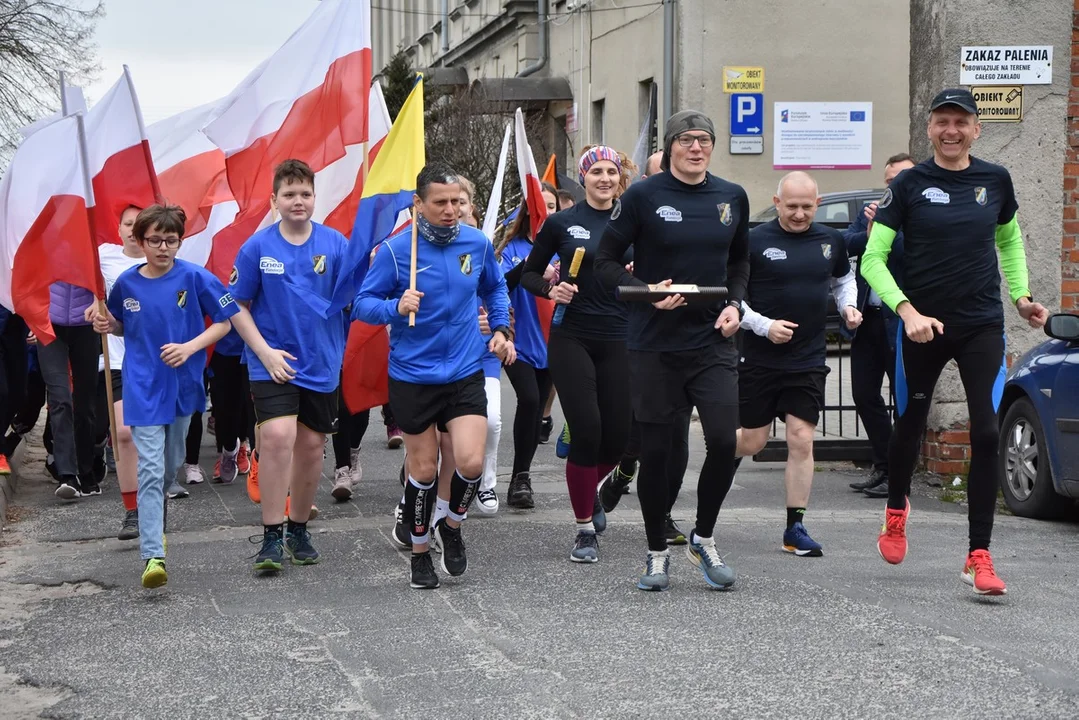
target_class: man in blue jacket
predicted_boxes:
[843,152,914,498]
[354,162,515,590]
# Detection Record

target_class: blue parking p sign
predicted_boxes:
[730,93,763,136]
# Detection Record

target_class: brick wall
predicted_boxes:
[922,426,971,476]
[1066,0,1079,311]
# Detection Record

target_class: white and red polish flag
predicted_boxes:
[201,0,371,283]
[0,114,103,344]
[84,66,161,246]
[514,107,549,237]
[146,100,236,268]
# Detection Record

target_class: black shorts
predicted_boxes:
[628,341,739,424]
[250,381,339,434]
[388,370,487,435]
[109,370,123,402]
[739,364,829,428]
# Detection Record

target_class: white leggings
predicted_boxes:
[482,376,502,491]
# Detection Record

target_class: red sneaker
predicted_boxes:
[212,458,222,483]
[877,499,909,565]
[962,549,1007,595]
[246,454,260,504]
[0,454,10,475]
[237,444,251,475]
[386,423,404,449]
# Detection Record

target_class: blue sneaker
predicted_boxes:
[591,494,606,534]
[253,530,284,573]
[569,530,599,563]
[686,533,736,589]
[285,526,320,565]
[555,423,571,459]
[637,550,670,591]
[782,522,823,557]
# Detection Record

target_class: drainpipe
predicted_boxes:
[517,0,548,77]
[441,0,450,55]
[662,0,674,122]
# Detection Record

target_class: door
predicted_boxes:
[1051,344,1079,481]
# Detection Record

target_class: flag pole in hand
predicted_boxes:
[408,217,418,327]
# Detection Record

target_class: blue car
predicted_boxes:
[997,313,1079,518]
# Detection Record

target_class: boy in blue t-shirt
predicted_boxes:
[225,159,349,573]
[90,205,239,589]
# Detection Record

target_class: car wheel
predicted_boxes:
[998,397,1064,519]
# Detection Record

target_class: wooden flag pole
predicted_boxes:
[408,218,418,327]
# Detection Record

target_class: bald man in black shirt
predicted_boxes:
[596,110,748,592]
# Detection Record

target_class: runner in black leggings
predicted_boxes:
[521,146,634,563]
[495,185,558,509]
[861,88,1048,597]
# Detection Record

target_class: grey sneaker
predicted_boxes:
[637,550,671,591]
[118,509,139,540]
[167,481,189,499]
[218,450,239,485]
[569,530,599,563]
[686,533,736,590]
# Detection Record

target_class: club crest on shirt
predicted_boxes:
[312,254,327,275]
[763,247,787,261]
[229,266,238,285]
[821,243,832,260]
[459,252,473,275]
[177,290,188,308]
[717,203,733,226]
[878,188,893,209]
[655,205,683,222]
[921,187,950,204]
[567,225,591,240]
[974,187,987,206]
[123,298,140,312]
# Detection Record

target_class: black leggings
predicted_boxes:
[332,407,370,469]
[209,353,252,454]
[503,359,553,477]
[546,332,631,468]
[888,323,1004,552]
[624,412,691,513]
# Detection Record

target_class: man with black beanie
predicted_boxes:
[595,109,749,592]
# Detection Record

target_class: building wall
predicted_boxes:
[909,0,1070,464]
[1065,0,1079,312]
[679,0,911,211]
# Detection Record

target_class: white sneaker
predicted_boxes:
[183,463,205,485]
[167,481,190,499]
[474,488,499,515]
[349,447,362,485]
[331,467,353,501]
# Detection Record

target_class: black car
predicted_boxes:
[751,188,886,224]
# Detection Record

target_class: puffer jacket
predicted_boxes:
[49,282,94,327]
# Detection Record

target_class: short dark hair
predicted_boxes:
[133,204,187,241]
[416,162,460,200]
[886,152,915,167]
[272,159,315,194]
[556,189,574,207]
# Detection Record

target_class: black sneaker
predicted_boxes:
[539,416,553,444]
[506,472,535,509]
[253,530,285,573]
[391,504,410,549]
[285,527,320,565]
[863,480,890,499]
[592,494,607,534]
[664,515,687,545]
[851,469,887,492]
[410,551,440,589]
[598,467,634,513]
[433,519,467,576]
[54,476,81,500]
[118,509,139,540]
[79,481,102,497]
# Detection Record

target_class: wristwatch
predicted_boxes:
[725,299,745,321]
[493,325,512,340]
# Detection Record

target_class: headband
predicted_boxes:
[578,146,623,185]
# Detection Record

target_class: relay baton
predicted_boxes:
[551,246,586,326]
[616,284,728,305]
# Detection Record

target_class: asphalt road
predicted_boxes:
[1,376,1078,719]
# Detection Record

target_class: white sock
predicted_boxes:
[433,497,450,526]
[577,521,595,534]
[649,548,670,558]
[692,531,712,545]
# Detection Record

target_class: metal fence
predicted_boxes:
[744,220,895,463]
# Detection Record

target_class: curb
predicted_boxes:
[0,442,26,534]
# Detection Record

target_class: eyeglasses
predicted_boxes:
[676,134,714,148]
[144,236,181,248]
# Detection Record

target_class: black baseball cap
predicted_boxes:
[929,88,979,115]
